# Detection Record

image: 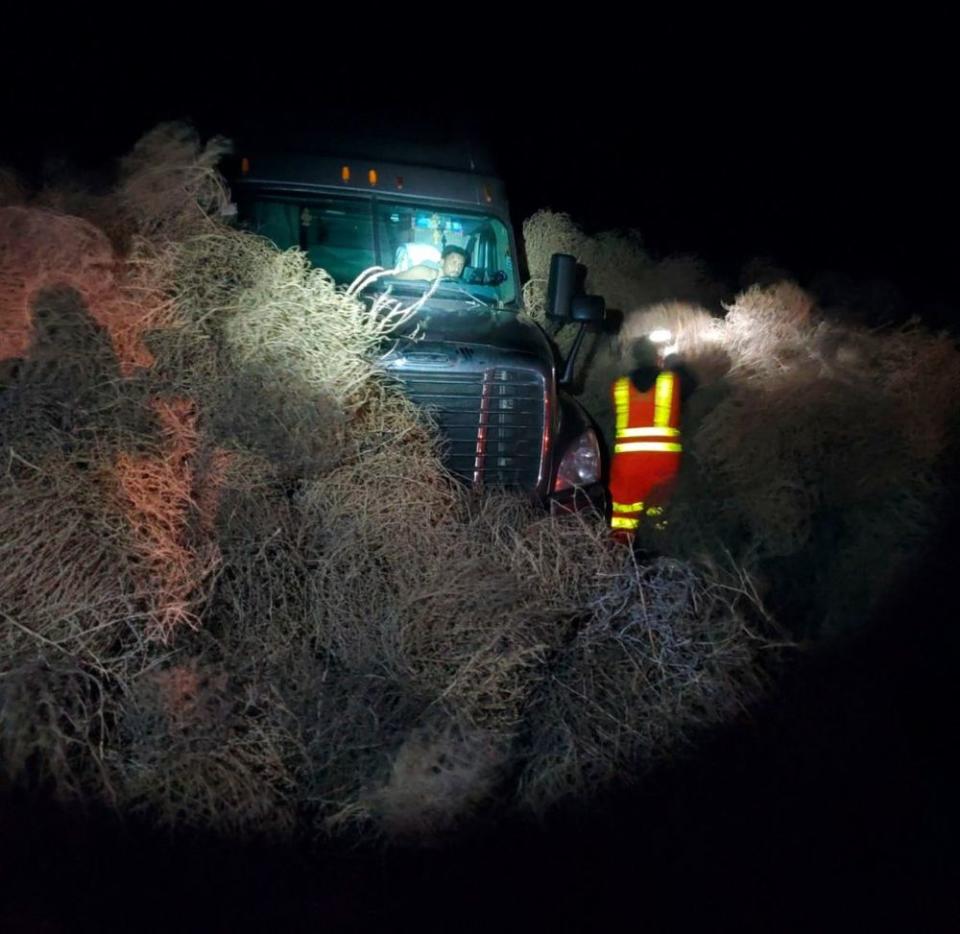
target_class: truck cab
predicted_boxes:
[230,150,605,508]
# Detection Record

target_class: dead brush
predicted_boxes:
[299,461,546,731]
[868,323,960,463]
[0,449,141,650]
[517,554,770,812]
[172,231,418,387]
[115,122,233,243]
[721,280,818,378]
[0,207,117,362]
[34,183,123,254]
[0,124,786,844]
[0,207,173,373]
[201,465,435,835]
[0,654,119,801]
[214,462,567,836]
[522,210,716,323]
[113,396,226,643]
[96,237,179,374]
[661,280,960,634]
[357,719,510,840]
[0,427,235,800]
[279,483,772,836]
[0,292,147,460]
[692,372,894,556]
[164,318,498,837]
[0,444,157,802]
[112,654,300,835]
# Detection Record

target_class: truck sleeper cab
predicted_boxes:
[231,152,604,506]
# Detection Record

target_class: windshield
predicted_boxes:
[374,202,516,305]
[237,192,518,306]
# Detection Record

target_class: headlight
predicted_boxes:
[553,428,601,492]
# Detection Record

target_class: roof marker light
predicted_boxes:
[483,185,493,203]
[368,169,378,185]
[240,157,250,175]
[396,175,404,189]
[341,165,351,182]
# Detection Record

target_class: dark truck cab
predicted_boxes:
[230,151,605,508]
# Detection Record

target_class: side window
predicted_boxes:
[471,225,496,273]
[462,225,491,282]
[240,199,300,250]
[491,221,516,298]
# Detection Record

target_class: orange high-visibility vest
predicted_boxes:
[609,371,683,533]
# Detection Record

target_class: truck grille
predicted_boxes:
[392,367,546,490]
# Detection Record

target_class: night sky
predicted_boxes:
[3,16,956,319]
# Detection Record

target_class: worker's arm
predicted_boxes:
[667,361,699,403]
[394,264,439,281]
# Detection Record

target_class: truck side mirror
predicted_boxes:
[558,295,607,387]
[571,294,605,325]
[546,253,577,321]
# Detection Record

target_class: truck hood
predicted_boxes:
[384,304,558,366]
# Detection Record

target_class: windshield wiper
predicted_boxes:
[433,281,493,308]
[375,277,493,309]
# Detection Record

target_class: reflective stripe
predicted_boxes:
[614,441,683,453]
[616,426,680,439]
[614,378,630,434]
[611,516,639,530]
[612,500,645,513]
[654,372,675,427]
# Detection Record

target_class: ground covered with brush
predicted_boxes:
[3,537,957,930]
[524,211,960,639]
[1,126,776,844]
[2,124,958,859]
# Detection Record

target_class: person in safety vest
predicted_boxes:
[609,329,687,541]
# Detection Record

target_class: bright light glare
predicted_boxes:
[649,329,673,344]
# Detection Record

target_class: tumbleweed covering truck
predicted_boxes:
[231,148,606,508]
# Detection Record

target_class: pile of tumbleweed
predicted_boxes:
[11,123,948,842]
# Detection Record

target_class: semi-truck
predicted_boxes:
[230,147,606,509]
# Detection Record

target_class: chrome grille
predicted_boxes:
[392,367,545,489]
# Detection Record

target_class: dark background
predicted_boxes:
[2,15,957,318]
[1,15,958,931]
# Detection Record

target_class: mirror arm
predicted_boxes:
[559,323,588,388]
